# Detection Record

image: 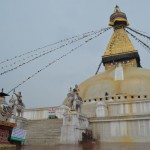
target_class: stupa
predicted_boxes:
[63,5,149,116]
[63,5,150,142]
[24,6,150,144]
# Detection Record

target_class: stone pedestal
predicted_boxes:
[96,101,108,117]
[9,116,27,128]
[60,111,89,144]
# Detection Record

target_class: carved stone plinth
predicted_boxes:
[9,116,27,128]
[60,111,89,144]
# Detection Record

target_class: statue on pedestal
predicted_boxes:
[9,90,25,117]
[67,85,83,113]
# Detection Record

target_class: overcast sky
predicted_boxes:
[0,0,150,108]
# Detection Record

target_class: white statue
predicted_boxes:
[67,85,82,113]
[67,87,75,110]
[9,91,25,117]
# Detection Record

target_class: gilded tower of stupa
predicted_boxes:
[102,5,141,70]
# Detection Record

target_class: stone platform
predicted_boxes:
[60,111,89,144]
[90,114,150,142]
[24,119,63,145]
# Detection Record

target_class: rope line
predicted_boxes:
[1,28,111,76]
[95,60,102,75]
[0,30,99,70]
[126,29,150,52]
[8,27,111,94]
[127,27,150,40]
[0,29,107,65]
[0,29,101,75]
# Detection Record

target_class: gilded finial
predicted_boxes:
[109,5,129,27]
[114,5,121,13]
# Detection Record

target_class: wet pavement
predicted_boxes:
[22,142,150,150]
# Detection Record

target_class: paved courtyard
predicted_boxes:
[22,142,150,150]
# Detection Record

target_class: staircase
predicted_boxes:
[24,119,63,145]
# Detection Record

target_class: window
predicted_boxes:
[84,100,86,102]
[100,98,103,101]
[94,99,97,101]
[89,99,91,102]
[131,96,134,99]
[144,95,147,98]
[112,97,114,99]
[138,96,140,98]
[124,96,127,99]
[118,96,120,99]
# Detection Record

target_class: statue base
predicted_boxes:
[60,111,89,144]
[9,116,27,128]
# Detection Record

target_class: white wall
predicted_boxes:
[108,100,150,116]
[91,118,150,142]
[24,109,49,120]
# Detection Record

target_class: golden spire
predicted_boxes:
[104,27,136,56]
[102,6,141,70]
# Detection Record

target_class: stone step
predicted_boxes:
[24,127,61,132]
[26,133,61,138]
[27,119,62,123]
[25,131,61,135]
[25,126,61,130]
[26,133,61,137]
[24,119,63,145]
[24,119,62,124]
[25,138,60,145]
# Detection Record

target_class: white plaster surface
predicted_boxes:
[60,111,89,144]
[96,101,108,117]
